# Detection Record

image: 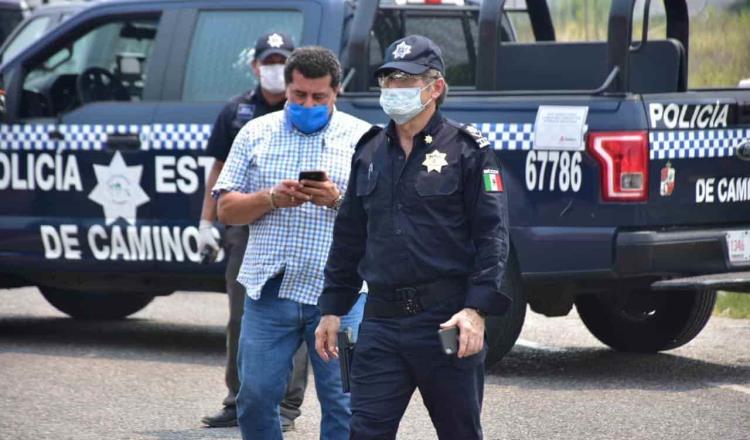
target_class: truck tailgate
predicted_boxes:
[644,90,750,226]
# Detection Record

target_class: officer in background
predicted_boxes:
[315,35,511,439]
[197,32,307,431]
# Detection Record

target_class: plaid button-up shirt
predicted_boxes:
[213,108,371,305]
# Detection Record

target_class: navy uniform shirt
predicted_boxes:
[205,86,285,162]
[319,110,511,316]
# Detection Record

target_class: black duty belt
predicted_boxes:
[364,277,466,318]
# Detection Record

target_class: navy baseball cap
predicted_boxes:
[375,35,445,77]
[254,32,295,61]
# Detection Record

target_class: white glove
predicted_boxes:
[198,220,220,258]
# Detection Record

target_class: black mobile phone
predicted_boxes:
[337,328,355,393]
[438,326,459,355]
[298,170,327,182]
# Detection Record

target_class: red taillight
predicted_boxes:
[587,131,649,202]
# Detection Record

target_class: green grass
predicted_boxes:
[549,7,750,89]
[687,8,750,89]
[714,291,750,319]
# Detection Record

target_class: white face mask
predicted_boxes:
[259,64,286,94]
[379,81,434,125]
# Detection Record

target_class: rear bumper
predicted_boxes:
[514,226,750,283]
[615,229,749,276]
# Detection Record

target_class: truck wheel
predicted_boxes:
[485,253,526,367]
[575,288,716,352]
[39,287,155,320]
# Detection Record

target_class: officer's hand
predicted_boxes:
[272,180,311,208]
[440,308,485,358]
[197,220,220,263]
[298,173,340,208]
[315,314,341,362]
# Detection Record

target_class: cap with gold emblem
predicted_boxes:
[375,35,445,77]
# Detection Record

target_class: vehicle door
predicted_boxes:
[642,91,750,267]
[148,1,317,277]
[0,6,173,276]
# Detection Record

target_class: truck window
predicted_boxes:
[368,5,514,89]
[369,8,479,88]
[182,10,303,102]
[20,17,160,118]
[1,15,53,64]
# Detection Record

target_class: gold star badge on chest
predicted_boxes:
[423,149,448,173]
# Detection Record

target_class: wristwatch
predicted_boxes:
[329,193,344,210]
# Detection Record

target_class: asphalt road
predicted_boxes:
[0,287,748,440]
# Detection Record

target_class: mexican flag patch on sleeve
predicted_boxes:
[482,169,504,192]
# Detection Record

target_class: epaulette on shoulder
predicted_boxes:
[355,125,384,150]
[447,120,491,149]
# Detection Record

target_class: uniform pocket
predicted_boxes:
[415,167,460,197]
[356,169,378,197]
[451,343,487,370]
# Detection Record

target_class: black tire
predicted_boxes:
[39,287,155,320]
[575,288,716,352]
[485,252,526,367]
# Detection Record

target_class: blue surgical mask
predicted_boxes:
[287,102,331,134]
[379,82,434,125]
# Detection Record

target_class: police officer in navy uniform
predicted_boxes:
[314,35,511,439]
[197,32,307,430]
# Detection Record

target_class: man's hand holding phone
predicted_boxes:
[298,170,340,208]
[271,180,310,208]
[440,308,485,358]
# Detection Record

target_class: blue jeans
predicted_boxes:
[236,275,364,440]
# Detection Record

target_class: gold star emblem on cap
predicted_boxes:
[425,135,433,144]
[423,150,448,173]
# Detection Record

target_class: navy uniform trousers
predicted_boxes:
[349,294,485,440]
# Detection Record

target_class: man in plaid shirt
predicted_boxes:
[213,46,370,440]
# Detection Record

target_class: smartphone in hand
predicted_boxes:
[299,170,327,182]
[438,326,459,355]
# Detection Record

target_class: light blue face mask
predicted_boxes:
[379,82,434,125]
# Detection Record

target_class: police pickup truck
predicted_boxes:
[1,0,748,365]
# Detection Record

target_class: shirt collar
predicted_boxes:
[385,108,444,147]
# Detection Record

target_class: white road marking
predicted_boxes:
[515,338,565,352]
[708,382,750,396]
